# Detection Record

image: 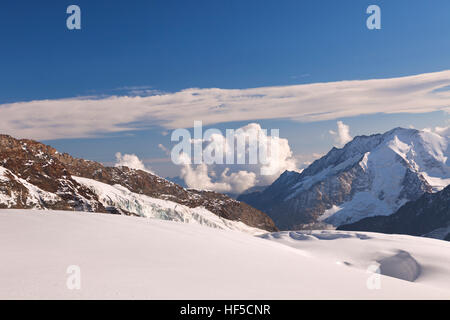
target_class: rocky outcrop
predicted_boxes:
[0,134,277,232]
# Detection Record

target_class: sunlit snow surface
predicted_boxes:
[262,230,450,291]
[1,209,449,299]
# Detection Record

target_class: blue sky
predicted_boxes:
[1,0,450,101]
[0,1,449,182]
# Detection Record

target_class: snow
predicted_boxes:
[324,145,409,225]
[0,209,449,299]
[304,128,450,226]
[420,172,450,191]
[262,230,450,293]
[286,154,362,201]
[73,176,264,235]
[0,166,60,208]
[319,205,342,222]
[410,130,450,191]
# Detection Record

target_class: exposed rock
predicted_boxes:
[239,128,448,230]
[0,134,277,232]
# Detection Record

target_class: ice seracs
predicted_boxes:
[73,176,265,235]
[0,133,277,233]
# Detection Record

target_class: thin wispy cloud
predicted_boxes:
[1,70,449,140]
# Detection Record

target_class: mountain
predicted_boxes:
[338,184,450,240]
[165,176,188,188]
[238,127,449,230]
[0,134,277,233]
[225,185,269,199]
[166,176,269,199]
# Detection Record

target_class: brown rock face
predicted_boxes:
[0,134,277,232]
[0,135,104,212]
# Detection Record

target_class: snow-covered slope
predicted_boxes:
[1,209,449,299]
[262,230,450,292]
[73,176,265,235]
[239,127,450,229]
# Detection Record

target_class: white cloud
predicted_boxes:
[179,123,298,194]
[435,126,450,137]
[423,125,450,137]
[181,164,257,194]
[329,121,352,147]
[1,70,450,140]
[115,152,153,174]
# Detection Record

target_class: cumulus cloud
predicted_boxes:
[435,126,450,137]
[177,123,298,194]
[115,152,153,174]
[1,70,450,140]
[329,121,352,147]
[423,125,450,138]
[181,164,257,194]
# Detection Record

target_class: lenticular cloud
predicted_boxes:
[0,70,449,140]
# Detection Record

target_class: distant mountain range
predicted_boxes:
[239,127,449,230]
[338,184,450,241]
[2,127,449,239]
[0,134,277,233]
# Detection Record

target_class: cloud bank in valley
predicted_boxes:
[0,70,449,140]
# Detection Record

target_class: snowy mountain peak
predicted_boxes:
[239,127,449,230]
